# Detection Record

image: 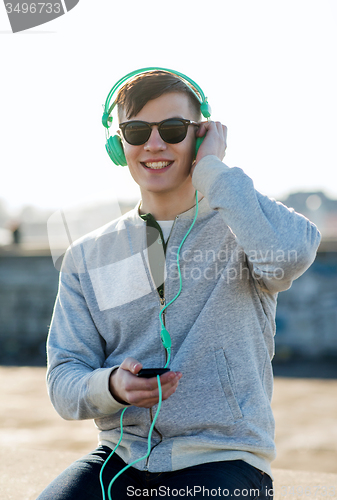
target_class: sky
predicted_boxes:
[1,0,337,217]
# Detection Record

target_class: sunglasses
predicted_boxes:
[119,118,198,146]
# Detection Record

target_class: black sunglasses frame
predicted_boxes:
[119,118,198,146]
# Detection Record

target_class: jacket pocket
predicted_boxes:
[215,348,243,421]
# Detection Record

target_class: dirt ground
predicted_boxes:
[0,366,336,475]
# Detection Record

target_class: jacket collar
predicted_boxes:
[127,193,212,224]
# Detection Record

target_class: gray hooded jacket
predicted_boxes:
[47,155,321,479]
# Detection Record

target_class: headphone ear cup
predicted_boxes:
[195,136,204,158]
[105,135,127,166]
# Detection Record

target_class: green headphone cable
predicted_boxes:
[99,190,199,499]
[99,374,162,500]
[160,190,199,368]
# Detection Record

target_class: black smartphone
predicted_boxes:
[137,368,170,378]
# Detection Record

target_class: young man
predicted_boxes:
[38,70,321,499]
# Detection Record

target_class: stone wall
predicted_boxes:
[275,247,337,359]
[0,248,59,365]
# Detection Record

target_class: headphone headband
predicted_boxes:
[102,67,211,129]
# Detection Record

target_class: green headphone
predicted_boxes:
[102,67,212,166]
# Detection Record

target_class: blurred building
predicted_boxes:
[12,200,137,250]
[274,191,337,360]
[281,191,337,240]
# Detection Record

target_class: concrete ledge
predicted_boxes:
[0,448,79,500]
[1,448,337,500]
[272,468,337,500]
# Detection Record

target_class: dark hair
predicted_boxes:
[116,71,202,121]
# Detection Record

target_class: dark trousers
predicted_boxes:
[36,446,273,500]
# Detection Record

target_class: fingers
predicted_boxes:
[125,371,182,408]
[196,120,227,139]
[120,357,143,375]
[112,358,183,408]
[194,121,227,164]
[196,121,208,138]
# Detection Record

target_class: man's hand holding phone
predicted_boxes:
[109,357,182,408]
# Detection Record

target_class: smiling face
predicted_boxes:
[119,92,199,201]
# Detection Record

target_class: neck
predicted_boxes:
[139,186,200,220]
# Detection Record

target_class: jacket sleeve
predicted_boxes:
[46,245,128,420]
[192,155,321,294]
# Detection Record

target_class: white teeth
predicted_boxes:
[144,161,171,169]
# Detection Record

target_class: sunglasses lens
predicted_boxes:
[160,120,188,144]
[123,121,151,145]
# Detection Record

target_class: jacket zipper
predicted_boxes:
[145,216,178,471]
[145,295,166,470]
[156,215,178,311]
[145,406,164,470]
[159,297,168,363]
